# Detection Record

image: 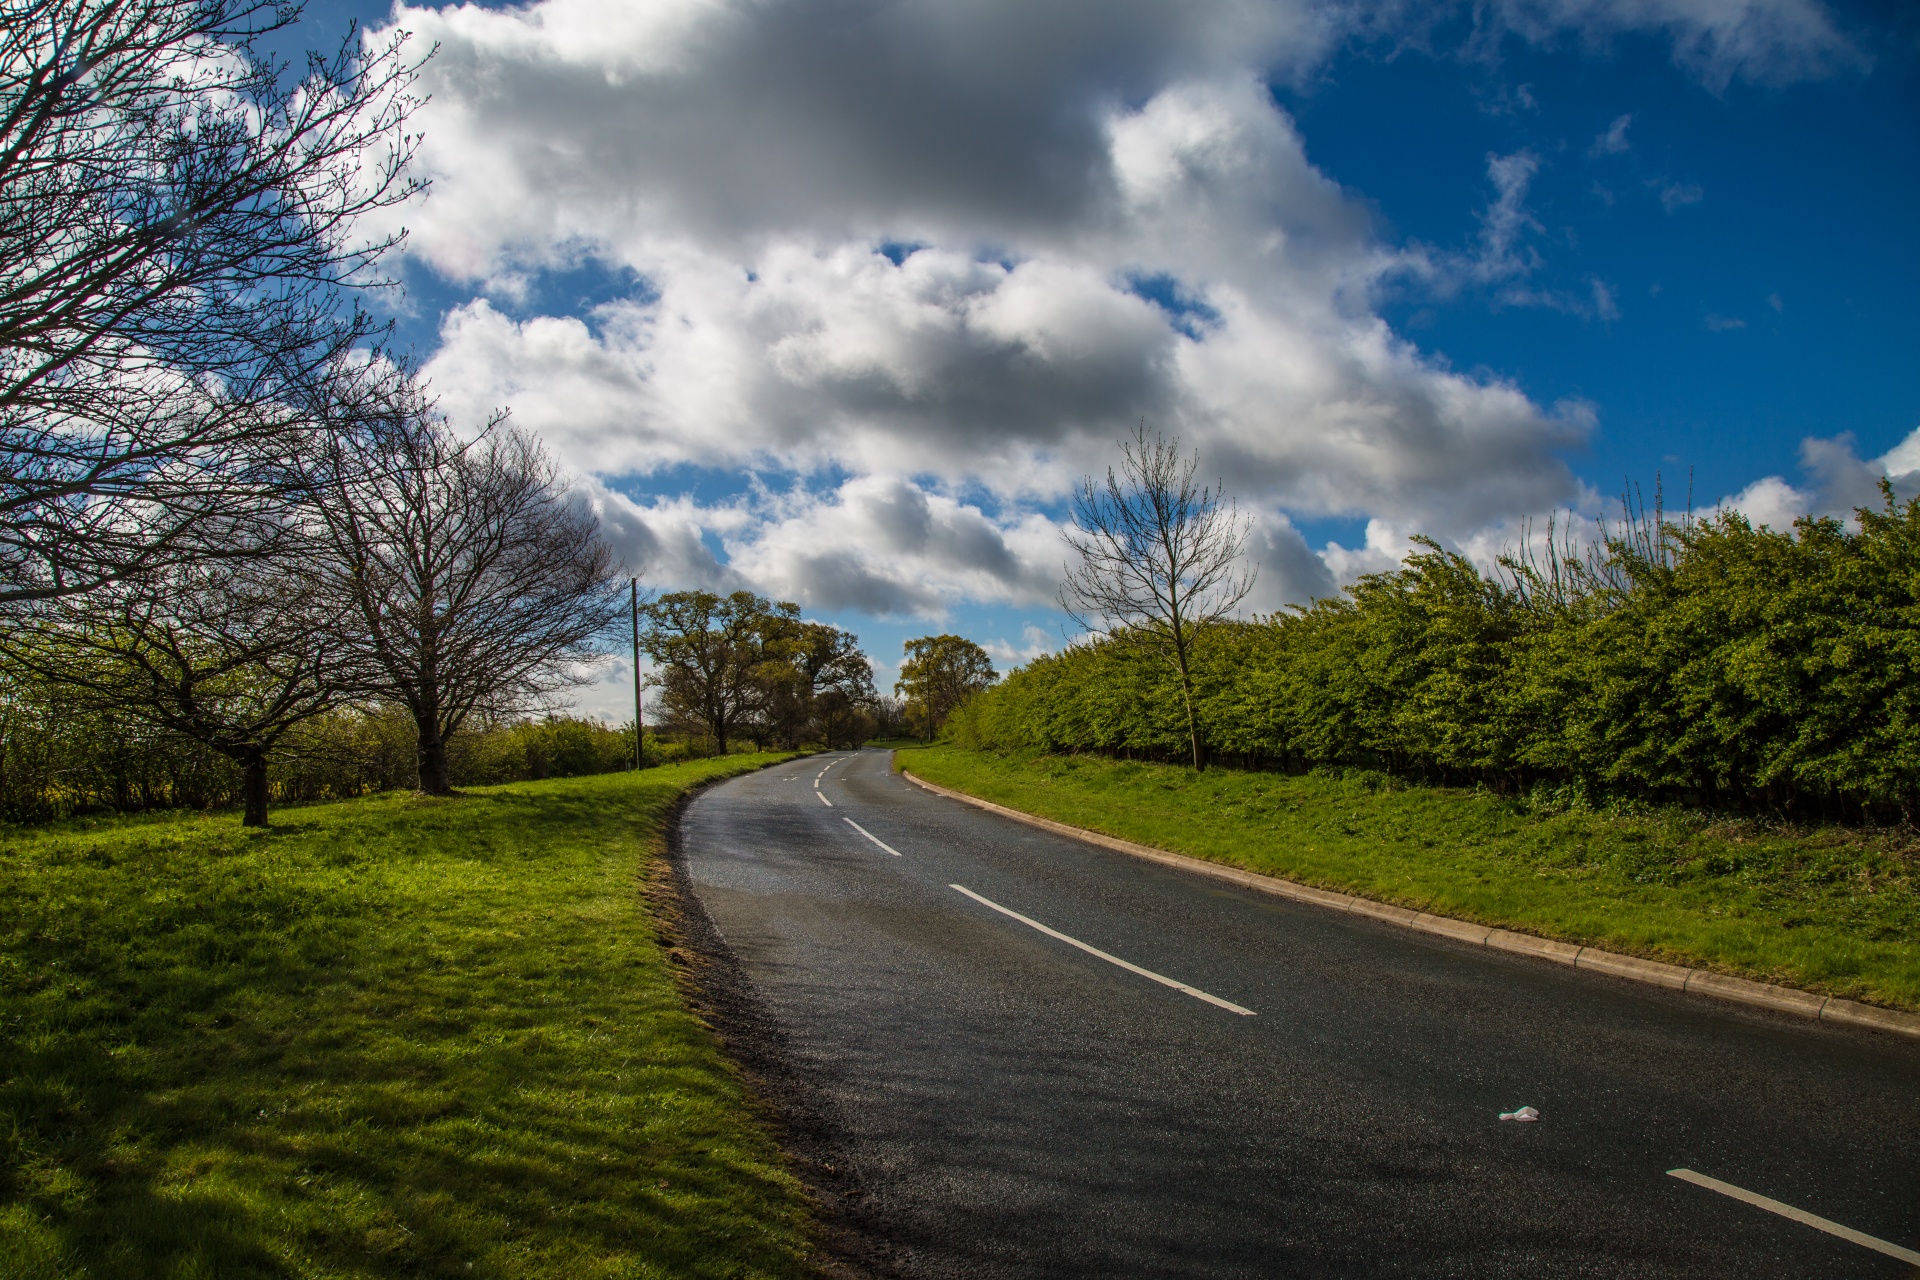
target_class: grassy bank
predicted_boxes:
[901,746,1920,1012]
[0,756,817,1279]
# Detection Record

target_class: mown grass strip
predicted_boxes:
[900,746,1920,1013]
[0,756,817,1279]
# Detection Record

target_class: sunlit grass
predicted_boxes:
[0,756,817,1279]
[903,746,1920,1011]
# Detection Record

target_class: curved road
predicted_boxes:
[679,749,1920,1278]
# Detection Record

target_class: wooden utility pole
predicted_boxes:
[631,578,645,769]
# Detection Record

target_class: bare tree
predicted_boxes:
[311,376,624,795]
[0,0,425,604]
[0,530,355,825]
[1059,427,1255,770]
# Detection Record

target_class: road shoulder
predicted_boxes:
[898,764,1920,1042]
[661,764,906,1280]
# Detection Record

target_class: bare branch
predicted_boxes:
[1059,424,1254,768]
[306,367,624,794]
[0,0,428,604]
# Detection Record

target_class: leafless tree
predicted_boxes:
[0,526,356,825]
[1060,426,1255,770]
[0,0,425,604]
[310,373,624,795]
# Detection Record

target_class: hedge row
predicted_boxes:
[0,683,657,823]
[950,493,1920,821]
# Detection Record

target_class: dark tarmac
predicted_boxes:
[677,749,1920,1278]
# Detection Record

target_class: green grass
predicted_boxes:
[900,746,1920,1012]
[0,757,818,1280]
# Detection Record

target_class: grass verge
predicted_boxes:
[900,746,1920,1012]
[0,756,817,1279]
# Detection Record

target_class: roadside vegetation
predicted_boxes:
[893,635,997,742]
[963,485,1920,824]
[924,435,1920,1013]
[901,746,1920,1010]
[0,757,819,1278]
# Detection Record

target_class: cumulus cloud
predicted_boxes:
[983,624,1061,669]
[726,476,1065,616]
[1721,427,1920,529]
[572,473,1068,618]
[376,0,1856,620]
[1243,514,1339,609]
[1465,0,1863,88]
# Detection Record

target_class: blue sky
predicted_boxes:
[286,0,1916,714]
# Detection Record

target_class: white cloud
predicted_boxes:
[984,624,1060,669]
[725,475,1066,616]
[1475,150,1547,284]
[1470,0,1863,89]
[1318,518,1420,584]
[377,0,1858,623]
[1655,179,1705,211]
[567,473,1070,618]
[1721,427,1920,529]
[1589,112,1633,156]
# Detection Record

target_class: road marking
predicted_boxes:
[1667,1169,1920,1266]
[815,787,833,807]
[948,884,1255,1016]
[844,818,902,856]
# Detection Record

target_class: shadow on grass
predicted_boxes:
[0,758,813,1279]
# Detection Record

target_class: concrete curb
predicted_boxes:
[898,767,1920,1042]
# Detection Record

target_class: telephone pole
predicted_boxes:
[631,578,645,769]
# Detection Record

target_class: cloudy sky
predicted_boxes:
[293,0,1916,714]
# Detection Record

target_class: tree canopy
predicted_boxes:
[896,635,996,741]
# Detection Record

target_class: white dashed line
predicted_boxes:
[948,884,1255,1016]
[815,786,833,807]
[843,818,902,856]
[1667,1169,1920,1265]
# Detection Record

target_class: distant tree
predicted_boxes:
[0,0,424,604]
[1,531,355,825]
[641,591,792,755]
[784,623,875,748]
[868,694,912,740]
[896,635,995,741]
[310,375,623,795]
[1059,426,1253,769]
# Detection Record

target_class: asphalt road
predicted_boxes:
[678,750,1920,1278]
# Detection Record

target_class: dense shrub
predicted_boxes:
[950,492,1920,822]
[0,669,653,822]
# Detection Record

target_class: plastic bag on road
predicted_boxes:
[1499,1105,1540,1122]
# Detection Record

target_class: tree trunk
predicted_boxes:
[1173,639,1204,771]
[416,715,453,795]
[241,752,270,827]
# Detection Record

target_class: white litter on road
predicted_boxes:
[1499,1106,1540,1122]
